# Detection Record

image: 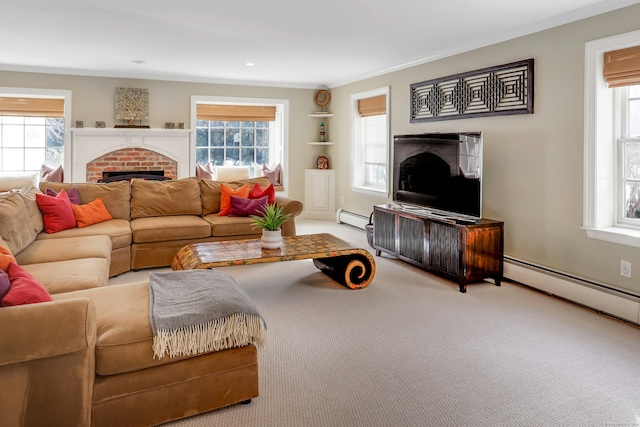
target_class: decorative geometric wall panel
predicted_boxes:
[411,59,534,122]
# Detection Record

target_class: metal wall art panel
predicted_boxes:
[411,59,534,122]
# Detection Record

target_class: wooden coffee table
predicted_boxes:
[172,233,376,289]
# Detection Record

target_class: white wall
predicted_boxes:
[0,72,322,203]
[328,3,640,294]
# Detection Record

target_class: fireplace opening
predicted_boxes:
[99,170,170,183]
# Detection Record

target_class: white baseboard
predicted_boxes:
[299,211,336,221]
[335,209,369,230]
[504,258,640,325]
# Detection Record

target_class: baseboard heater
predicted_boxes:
[504,256,640,325]
[336,209,370,230]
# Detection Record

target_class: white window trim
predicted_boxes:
[350,86,390,197]
[190,95,289,195]
[583,30,640,248]
[0,86,72,180]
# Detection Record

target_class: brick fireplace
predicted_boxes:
[86,148,177,182]
[70,128,191,182]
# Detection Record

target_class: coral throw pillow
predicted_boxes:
[249,183,275,205]
[35,190,76,233]
[218,183,251,216]
[45,187,81,204]
[71,198,113,228]
[0,246,16,272]
[2,262,52,307]
[230,195,268,217]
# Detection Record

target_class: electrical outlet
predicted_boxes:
[340,196,345,205]
[620,260,632,278]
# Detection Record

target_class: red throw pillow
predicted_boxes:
[2,262,52,307]
[249,183,275,205]
[35,190,76,233]
[71,198,113,228]
[0,246,16,272]
[218,183,251,216]
[230,195,268,217]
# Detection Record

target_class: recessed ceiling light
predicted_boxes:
[131,60,147,65]
[245,62,255,67]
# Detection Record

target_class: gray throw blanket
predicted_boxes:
[149,269,266,359]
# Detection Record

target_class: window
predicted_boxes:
[0,94,68,175]
[195,120,271,167]
[619,85,640,223]
[190,96,288,189]
[350,87,389,195]
[584,31,640,247]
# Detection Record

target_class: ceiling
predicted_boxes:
[1,0,638,89]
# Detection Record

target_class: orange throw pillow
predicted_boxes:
[217,183,250,216]
[0,246,16,272]
[71,198,113,228]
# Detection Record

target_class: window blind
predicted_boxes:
[196,104,276,122]
[0,97,64,117]
[357,95,386,117]
[603,45,640,87]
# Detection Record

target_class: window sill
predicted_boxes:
[351,186,388,198]
[583,226,640,248]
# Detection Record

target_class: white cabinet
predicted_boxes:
[304,169,336,220]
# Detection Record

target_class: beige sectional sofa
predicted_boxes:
[38,176,302,277]
[0,177,303,426]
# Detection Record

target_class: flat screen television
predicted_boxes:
[392,132,483,221]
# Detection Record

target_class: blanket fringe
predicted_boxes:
[152,312,266,359]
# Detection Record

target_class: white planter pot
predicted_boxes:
[261,229,282,249]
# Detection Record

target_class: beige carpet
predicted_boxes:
[113,220,640,427]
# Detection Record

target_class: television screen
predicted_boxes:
[392,132,482,220]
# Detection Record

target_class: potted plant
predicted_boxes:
[250,203,292,249]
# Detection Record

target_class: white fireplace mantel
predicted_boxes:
[70,128,192,182]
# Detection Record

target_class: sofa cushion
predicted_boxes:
[71,198,113,228]
[40,181,131,221]
[53,281,196,376]
[2,262,53,307]
[200,176,270,216]
[13,186,44,234]
[16,235,112,266]
[22,258,109,294]
[35,218,132,249]
[0,193,38,254]
[35,190,77,233]
[131,177,202,219]
[202,214,261,237]
[0,173,37,192]
[131,215,211,243]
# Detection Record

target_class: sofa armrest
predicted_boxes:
[0,298,96,426]
[0,298,96,366]
[275,196,303,236]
